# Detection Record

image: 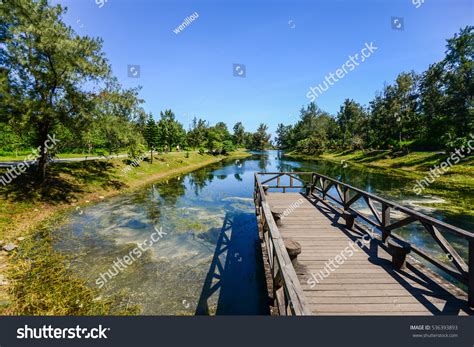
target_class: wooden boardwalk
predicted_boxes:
[266,192,472,315]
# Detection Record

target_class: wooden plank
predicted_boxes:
[308,303,458,313]
[306,295,460,304]
[300,283,452,291]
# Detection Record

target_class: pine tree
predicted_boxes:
[143,114,159,163]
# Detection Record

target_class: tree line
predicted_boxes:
[276,26,473,154]
[0,0,271,180]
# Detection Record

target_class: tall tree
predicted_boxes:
[252,123,271,150]
[275,123,293,149]
[157,109,186,151]
[0,0,110,180]
[336,99,368,149]
[143,114,159,163]
[442,26,473,139]
[187,117,208,149]
[232,122,245,147]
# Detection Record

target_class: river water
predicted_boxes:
[53,151,473,314]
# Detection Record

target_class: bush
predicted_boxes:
[127,143,146,160]
[445,137,472,154]
[222,140,236,154]
[198,147,206,155]
[295,137,325,155]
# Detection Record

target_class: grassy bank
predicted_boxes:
[0,150,250,315]
[285,150,474,215]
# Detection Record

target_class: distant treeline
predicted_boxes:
[276,26,473,154]
[141,113,272,156]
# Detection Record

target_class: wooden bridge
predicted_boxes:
[254,172,474,316]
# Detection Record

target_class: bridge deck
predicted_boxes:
[266,192,472,316]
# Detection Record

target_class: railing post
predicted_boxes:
[381,203,391,242]
[343,187,350,210]
[469,237,474,307]
[321,178,326,200]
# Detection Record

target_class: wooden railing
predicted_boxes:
[256,172,474,308]
[254,173,311,315]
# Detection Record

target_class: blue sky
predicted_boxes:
[53,0,472,135]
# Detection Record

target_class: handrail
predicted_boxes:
[256,171,474,307]
[254,173,311,315]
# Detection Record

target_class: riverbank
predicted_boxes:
[0,150,250,315]
[284,150,474,215]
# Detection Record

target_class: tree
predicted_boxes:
[336,99,368,149]
[0,0,110,180]
[232,122,245,147]
[442,26,473,139]
[88,81,147,155]
[419,62,447,146]
[275,123,293,149]
[143,114,159,163]
[214,122,231,141]
[157,110,186,151]
[252,123,271,150]
[187,117,208,149]
[205,127,223,153]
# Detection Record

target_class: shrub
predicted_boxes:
[222,140,236,154]
[127,143,146,161]
[445,137,472,154]
[295,137,325,155]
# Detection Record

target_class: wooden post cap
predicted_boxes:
[387,237,411,269]
[284,239,302,257]
[271,208,285,216]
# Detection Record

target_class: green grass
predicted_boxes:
[5,217,140,315]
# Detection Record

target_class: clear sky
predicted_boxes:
[53,0,473,135]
